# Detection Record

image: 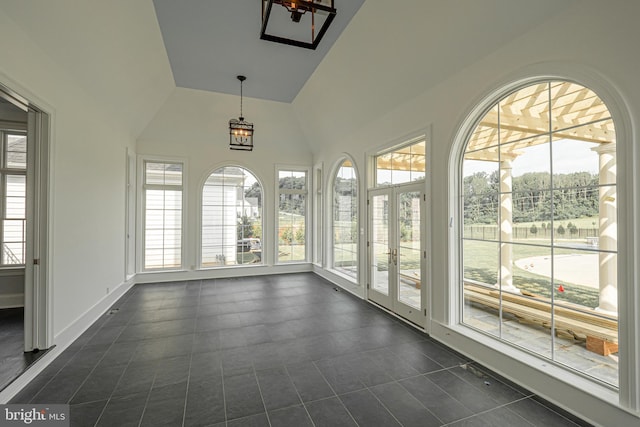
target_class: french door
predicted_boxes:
[368,183,425,326]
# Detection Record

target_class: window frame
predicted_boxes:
[275,165,310,264]
[138,156,186,272]
[330,155,359,281]
[447,71,639,412]
[199,164,264,269]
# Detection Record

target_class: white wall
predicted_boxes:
[0,8,140,339]
[137,87,313,276]
[295,1,640,425]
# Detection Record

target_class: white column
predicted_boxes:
[497,158,520,294]
[592,143,617,314]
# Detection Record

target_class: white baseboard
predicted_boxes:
[0,293,24,309]
[312,266,364,299]
[0,277,135,403]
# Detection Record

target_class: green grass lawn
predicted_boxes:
[463,239,599,308]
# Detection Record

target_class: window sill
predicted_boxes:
[437,322,620,407]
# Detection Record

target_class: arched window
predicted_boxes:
[460,81,618,386]
[201,166,263,267]
[332,158,358,279]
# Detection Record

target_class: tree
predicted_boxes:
[281,227,294,244]
[557,224,566,237]
[530,224,538,235]
[569,223,578,237]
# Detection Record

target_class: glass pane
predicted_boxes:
[550,81,612,132]
[462,154,499,239]
[376,153,393,186]
[2,242,24,264]
[500,243,553,358]
[397,191,421,309]
[278,194,305,262]
[371,194,389,295]
[5,175,26,219]
[462,239,499,337]
[278,170,306,189]
[551,246,618,386]
[552,138,601,182]
[375,139,426,187]
[333,161,358,278]
[2,219,25,264]
[504,137,551,177]
[466,106,499,153]
[511,190,552,246]
[144,249,163,270]
[499,82,549,144]
[6,134,27,169]
[145,162,182,185]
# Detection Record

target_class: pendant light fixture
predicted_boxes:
[260,1,336,50]
[229,75,254,151]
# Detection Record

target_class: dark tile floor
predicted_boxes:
[0,307,46,391]
[9,273,593,426]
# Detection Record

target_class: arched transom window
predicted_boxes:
[460,80,618,386]
[202,166,263,267]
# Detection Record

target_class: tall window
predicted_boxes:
[460,81,618,386]
[1,131,26,265]
[143,161,183,270]
[278,169,307,262]
[332,159,358,278]
[202,166,263,267]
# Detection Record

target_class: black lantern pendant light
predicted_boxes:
[229,75,254,151]
[260,1,336,50]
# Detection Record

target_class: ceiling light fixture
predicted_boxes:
[229,75,254,151]
[260,0,336,50]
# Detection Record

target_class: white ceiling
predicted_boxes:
[153,0,365,103]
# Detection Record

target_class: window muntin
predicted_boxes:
[1,132,27,265]
[201,166,263,267]
[332,159,358,278]
[278,169,307,263]
[461,80,618,386]
[143,161,183,270]
[375,139,426,186]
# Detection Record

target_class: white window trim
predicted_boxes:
[446,64,639,416]
[275,164,311,264]
[328,154,360,283]
[197,163,266,270]
[136,154,187,273]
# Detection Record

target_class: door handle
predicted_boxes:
[391,248,398,266]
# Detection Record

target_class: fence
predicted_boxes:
[464,225,598,241]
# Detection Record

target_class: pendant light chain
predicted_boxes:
[239,78,244,119]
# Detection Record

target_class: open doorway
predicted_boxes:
[0,85,50,391]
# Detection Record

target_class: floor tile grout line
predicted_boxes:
[92,296,151,427]
[309,359,364,426]
[252,365,273,427]
[440,395,538,427]
[181,279,202,427]
[282,363,318,427]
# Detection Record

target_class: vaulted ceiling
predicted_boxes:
[0,0,577,141]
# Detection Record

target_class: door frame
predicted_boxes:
[1,80,52,352]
